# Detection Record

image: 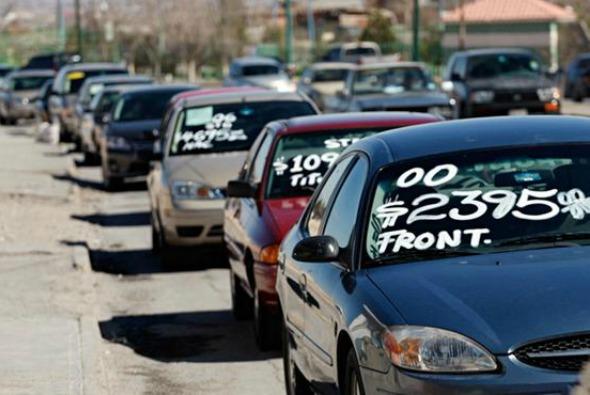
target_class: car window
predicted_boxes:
[450,56,467,79]
[352,67,436,95]
[306,155,355,237]
[113,89,187,121]
[365,145,590,264]
[63,69,126,94]
[323,156,368,248]
[248,132,273,184]
[466,54,541,80]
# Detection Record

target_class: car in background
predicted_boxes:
[0,64,14,84]
[224,112,440,350]
[147,88,318,264]
[297,62,353,111]
[34,78,55,123]
[325,62,452,118]
[0,69,55,125]
[74,75,153,148]
[564,53,590,102]
[321,41,382,63]
[443,48,560,118]
[22,52,81,71]
[99,85,196,189]
[278,115,590,395]
[224,57,295,92]
[49,63,128,141]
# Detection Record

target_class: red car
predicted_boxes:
[223,112,441,350]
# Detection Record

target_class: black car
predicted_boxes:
[22,52,81,71]
[443,48,560,118]
[100,85,197,190]
[277,115,590,395]
[0,64,14,81]
[325,62,453,118]
[565,53,590,102]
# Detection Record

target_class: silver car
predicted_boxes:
[147,88,318,261]
[224,56,295,92]
[0,69,55,125]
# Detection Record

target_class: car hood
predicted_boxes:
[108,119,161,139]
[12,90,40,101]
[467,76,554,90]
[366,247,590,354]
[262,198,310,241]
[164,151,247,189]
[354,91,450,109]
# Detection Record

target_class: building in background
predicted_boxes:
[442,0,578,70]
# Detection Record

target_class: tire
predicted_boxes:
[253,289,280,351]
[230,272,253,320]
[343,349,365,395]
[573,84,585,102]
[283,323,313,395]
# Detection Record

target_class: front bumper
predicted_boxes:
[470,100,561,116]
[105,145,157,179]
[160,199,225,246]
[362,355,577,395]
[7,103,36,119]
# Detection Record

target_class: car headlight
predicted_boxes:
[382,326,497,373]
[106,136,132,151]
[171,181,225,200]
[537,87,560,101]
[271,80,296,93]
[428,105,453,119]
[470,90,495,104]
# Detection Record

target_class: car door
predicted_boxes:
[301,155,369,381]
[281,155,356,373]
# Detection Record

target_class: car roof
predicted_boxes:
[100,83,151,94]
[58,62,127,72]
[179,89,309,108]
[355,61,426,70]
[231,56,281,67]
[454,48,535,57]
[119,84,197,97]
[354,116,590,166]
[171,87,266,103]
[9,69,55,77]
[309,62,354,70]
[269,112,441,136]
[82,74,151,85]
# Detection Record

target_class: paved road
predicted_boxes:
[0,124,284,395]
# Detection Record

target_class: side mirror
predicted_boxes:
[227,179,257,198]
[293,236,340,262]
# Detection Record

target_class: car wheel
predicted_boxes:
[230,273,253,320]
[253,289,280,351]
[573,85,585,102]
[283,322,313,395]
[343,349,365,395]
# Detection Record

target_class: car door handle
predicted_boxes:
[298,273,308,294]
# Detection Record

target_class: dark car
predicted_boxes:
[49,63,128,141]
[326,62,453,118]
[277,115,590,394]
[22,52,81,71]
[443,48,561,118]
[0,69,55,124]
[34,78,55,123]
[0,64,15,81]
[100,85,196,189]
[565,53,590,102]
[73,75,154,148]
[224,112,440,350]
[297,63,353,111]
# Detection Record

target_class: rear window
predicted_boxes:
[266,128,380,199]
[63,69,126,94]
[11,76,53,91]
[169,101,316,156]
[113,89,185,122]
[366,145,590,264]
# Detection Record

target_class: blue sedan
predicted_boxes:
[276,116,590,395]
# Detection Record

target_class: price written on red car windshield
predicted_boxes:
[374,164,590,255]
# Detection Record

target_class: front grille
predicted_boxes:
[176,226,203,238]
[494,90,539,103]
[514,334,590,371]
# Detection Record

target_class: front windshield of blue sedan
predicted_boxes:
[352,67,436,95]
[366,146,590,263]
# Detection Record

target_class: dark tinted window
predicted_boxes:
[266,128,380,199]
[450,56,467,79]
[323,157,368,247]
[241,65,280,76]
[344,47,377,57]
[467,53,541,79]
[113,89,186,121]
[249,133,273,184]
[0,68,13,78]
[11,76,53,91]
[92,91,120,114]
[169,101,316,155]
[306,156,354,237]
[313,69,349,82]
[63,69,127,94]
[352,67,436,94]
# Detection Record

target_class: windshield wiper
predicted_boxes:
[496,233,590,248]
[373,249,480,265]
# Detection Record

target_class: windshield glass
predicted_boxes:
[63,69,126,94]
[169,101,316,156]
[11,76,52,91]
[242,65,280,76]
[467,53,541,79]
[352,67,436,95]
[113,90,183,122]
[91,91,120,114]
[366,145,590,264]
[313,69,349,82]
[267,128,380,199]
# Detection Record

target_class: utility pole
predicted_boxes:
[285,0,294,64]
[411,0,420,61]
[459,0,466,50]
[56,0,66,51]
[74,0,83,56]
[306,0,316,60]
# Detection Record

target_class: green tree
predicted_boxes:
[359,10,396,54]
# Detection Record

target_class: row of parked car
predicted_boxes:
[3,49,590,394]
